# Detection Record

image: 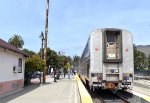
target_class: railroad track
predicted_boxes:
[91,89,130,103]
[80,78,130,103]
[115,93,130,103]
[93,91,106,103]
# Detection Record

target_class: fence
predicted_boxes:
[134,69,150,76]
[134,69,150,80]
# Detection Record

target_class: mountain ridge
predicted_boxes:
[136,45,150,57]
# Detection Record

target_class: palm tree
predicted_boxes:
[8,34,24,48]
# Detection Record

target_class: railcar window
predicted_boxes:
[106,33,116,42]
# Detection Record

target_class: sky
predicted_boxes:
[0,0,150,57]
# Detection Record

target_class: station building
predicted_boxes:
[0,38,28,98]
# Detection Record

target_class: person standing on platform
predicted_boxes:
[54,68,57,82]
[64,69,66,78]
[67,69,71,79]
[39,71,42,84]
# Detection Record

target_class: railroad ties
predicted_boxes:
[91,89,130,103]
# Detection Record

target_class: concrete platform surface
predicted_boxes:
[0,75,81,103]
[133,85,150,96]
[126,80,150,102]
[133,80,150,97]
[134,80,150,89]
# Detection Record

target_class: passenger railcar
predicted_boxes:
[79,28,134,91]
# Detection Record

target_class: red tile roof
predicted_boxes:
[0,38,29,57]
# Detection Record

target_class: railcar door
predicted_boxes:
[103,29,122,90]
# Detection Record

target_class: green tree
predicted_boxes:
[64,62,71,70]
[8,34,24,48]
[67,56,72,66]
[25,54,45,72]
[73,55,80,67]
[56,55,66,69]
[23,48,36,56]
[46,48,58,68]
[134,50,148,70]
[148,55,150,69]
[38,48,72,73]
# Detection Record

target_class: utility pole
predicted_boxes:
[43,0,49,83]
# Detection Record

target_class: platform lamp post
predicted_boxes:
[39,32,45,59]
[39,31,45,83]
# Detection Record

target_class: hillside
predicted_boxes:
[136,45,150,57]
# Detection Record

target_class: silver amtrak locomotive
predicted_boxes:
[79,28,134,91]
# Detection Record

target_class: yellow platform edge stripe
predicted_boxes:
[131,90,150,102]
[144,96,150,102]
[75,74,93,103]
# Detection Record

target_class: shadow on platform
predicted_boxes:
[0,84,40,103]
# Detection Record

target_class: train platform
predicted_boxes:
[133,80,150,97]
[134,80,150,90]
[0,74,93,103]
[126,80,150,102]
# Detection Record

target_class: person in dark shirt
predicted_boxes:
[54,68,56,82]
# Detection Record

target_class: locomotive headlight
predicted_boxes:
[115,69,119,73]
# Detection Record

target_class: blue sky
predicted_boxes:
[0,0,150,57]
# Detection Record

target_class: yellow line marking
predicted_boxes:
[76,74,93,103]
[132,91,150,102]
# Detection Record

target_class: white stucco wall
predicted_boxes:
[0,47,25,82]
